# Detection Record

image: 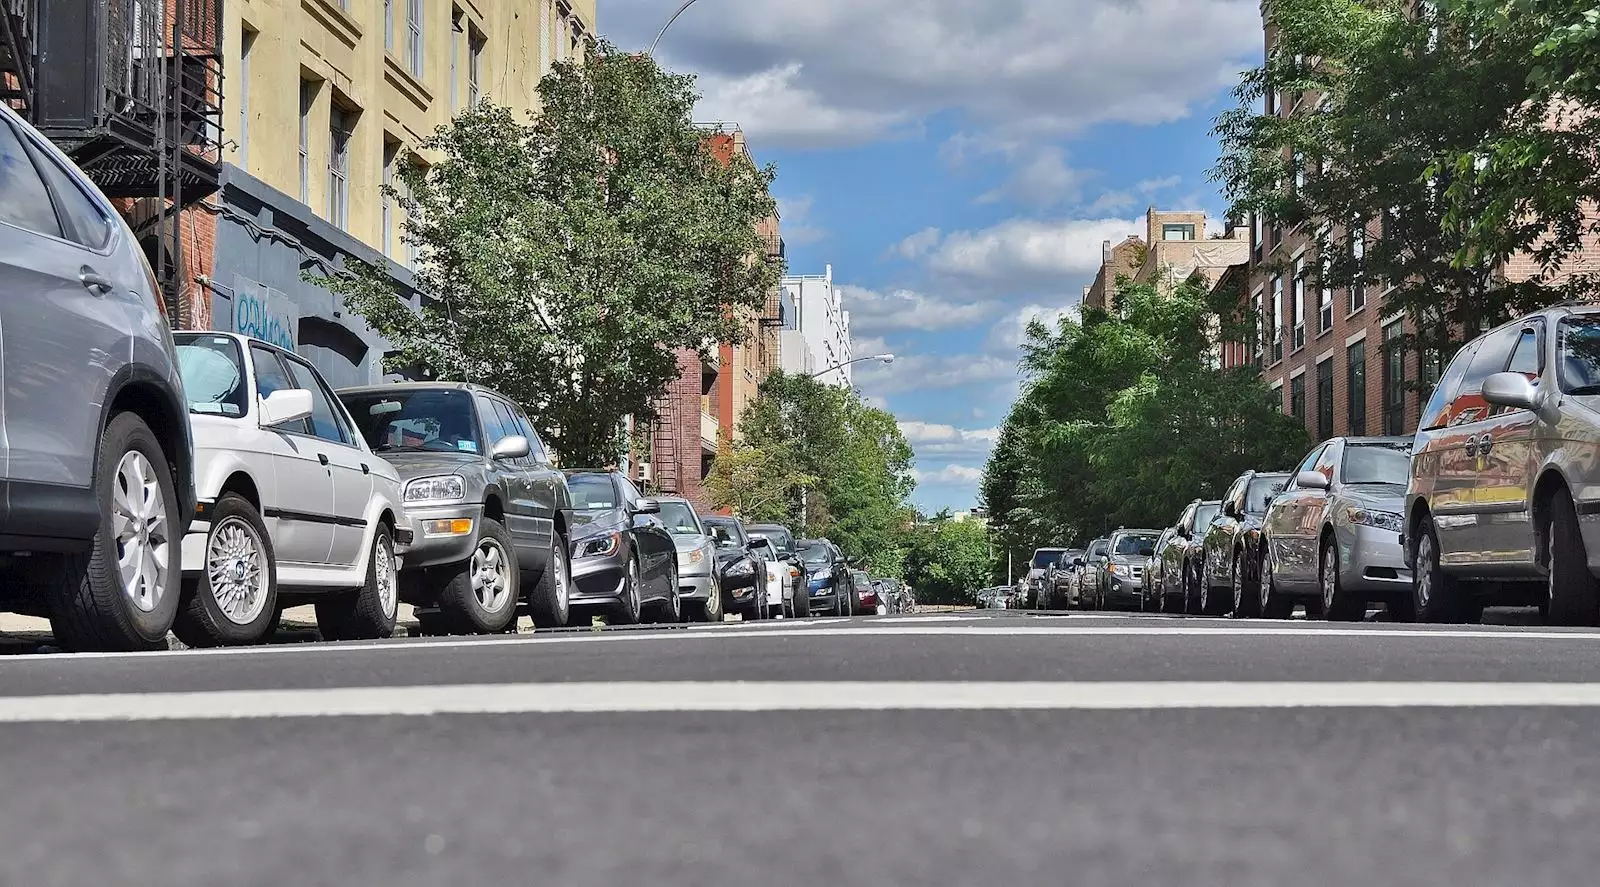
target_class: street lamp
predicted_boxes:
[647,0,704,58]
[805,353,894,380]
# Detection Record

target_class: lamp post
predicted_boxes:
[805,353,894,382]
[647,0,704,58]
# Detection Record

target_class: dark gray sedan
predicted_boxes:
[565,471,680,625]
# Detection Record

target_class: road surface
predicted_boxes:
[4,610,1600,886]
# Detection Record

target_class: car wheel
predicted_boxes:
[173,492,278,647]
[690,573,724,623]
[436,518,520,634]
[1545,490,1600,626]
[790,581,809,619]
[1185,560,1203,615]
[45,413,181,652]
[611,555,643,625]
[650,562,683,624]
[527,530,573,628]
[1258,547,1294,620]
[1321,536,1365,622]
[1412,515,1479,623]
[316,525,400,641]
[1231,550,1260,619]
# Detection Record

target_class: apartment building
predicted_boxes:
[207,0,596,388]
[1082,208,1248,311]
[780,265,853,386]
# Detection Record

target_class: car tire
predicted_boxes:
[1231,551,1260,619]
[1184,560,1203,615]
[173,493,279,647]
[1412,515,1480,624]
[688,574,723,623]
[1259,548,1294,620]
[45,412,182,653]
[610,554,644,625]
[1321,536,1365,622]
[1545,490,1600,626]
[435,518,520,635]
[527,529,573,628]
[648,563,682,624]
[316,525,400,641]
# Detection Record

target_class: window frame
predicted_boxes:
[1316,357,1334,441]
[1347,339,1367,436]
[281,352,357,447]
[1290,373,1307,421]
[298,81,314,203]
[407,0,425,77]
[327,103,352,230]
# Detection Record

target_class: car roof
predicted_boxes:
[173,330,297,360]
[336,380,505,398]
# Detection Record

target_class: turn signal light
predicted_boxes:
[423,518,474,537]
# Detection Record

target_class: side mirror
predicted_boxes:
[1072,557,1085,567]
[260,388,313,427]
[1482,371,1540,411]
[1296,470,1330,491]
[491,434,531,460]
[631,497,661,515]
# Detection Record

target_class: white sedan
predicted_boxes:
[172,333,412,646]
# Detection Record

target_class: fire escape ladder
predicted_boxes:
[0,0,35,115]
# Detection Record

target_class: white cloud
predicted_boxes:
[609,0,1262,149]
[899,422,1001,459]
[986,303,1082,352]
[1082,175,1183,215]
[913,464,986,485]
[855,352,1017,396]
[890,227,942,260]
[977,146,1091,208]
[924,217,1139,285]
[775,194,827,245]
[840,284,997,336]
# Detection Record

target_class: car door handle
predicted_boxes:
[79,269,113,294]
[317,453,330,466]
[1477,433,1493,455]
[1464,435,1478,457]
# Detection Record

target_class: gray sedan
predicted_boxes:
[1259,437,1413,621]
[565,471,680,625]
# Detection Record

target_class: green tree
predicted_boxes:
[903,518,992,606]
[702,438,816,523]
[314,44,781,467]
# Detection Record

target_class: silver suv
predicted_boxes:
[0,104,195,651]
[1405,306,1600,625]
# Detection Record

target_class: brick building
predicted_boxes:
[1083,207,1248,311]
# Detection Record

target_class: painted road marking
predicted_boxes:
[8,682,1600,722]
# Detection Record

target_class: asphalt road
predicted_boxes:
[6,610,1600,886]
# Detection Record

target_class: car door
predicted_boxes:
[1268,443,1330,590]
[0,115,130,492]
[249,345,336,566]
[1471,321,1544,566]
[281,352,371,567]
[506,403,561,566]
[1433,330,1519,564]
[478,396,540,565]
[1169,503,1197,591]
[624,474,673,589]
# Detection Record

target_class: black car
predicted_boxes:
[563,470,680,625]
[746,522,805,617]
[797,538,853,616]
[702,516,770,620]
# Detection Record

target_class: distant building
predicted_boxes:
[780,265,853,386]
[1082,208,1249,312]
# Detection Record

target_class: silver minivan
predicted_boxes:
[1405,306,1600,625]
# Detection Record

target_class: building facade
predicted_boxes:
[1082,208,1248,311]
[780,265,853,386]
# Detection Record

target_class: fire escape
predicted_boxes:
[0,0,223,322]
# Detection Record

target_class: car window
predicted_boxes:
[1245,476,1287,513]
[1449,327,1520,427]
[26,138,112,249]
[658,500,703,535]
[1223,476,1248,514]
[1195,503,1220,530]
[175,335,249,417]
[1088,539,1108,558]
[568,474,619,512]
[618,476,645,505]
[1177,503,1197,533]
[1291,444,1325,483]
[514,410,551,463]
[799,544,831,565]
[1313,442,1339,479]
[250,346,310,434]
[1419,339,1480,431]
[705,521,741,548]
[476,396,513,445]
[1031,549,1065,568]
[341,388,483,454]
[1507,323,1542,378]
[1557,317,1600,394]
[1114,534,1158,556]
[1342,442,1411,485]
[283,356,352,445]
[0,118,64,238]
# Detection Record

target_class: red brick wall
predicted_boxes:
[112,197,216,331]
[650,348,711,510]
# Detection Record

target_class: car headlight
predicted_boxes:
[727,558,755,577]
[405,475,465,503]
[1109,564,1134,579]
[579,533,621,558]
[1347,508,1404,533]
[678,548,705,567]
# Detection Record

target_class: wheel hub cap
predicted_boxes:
[472,540,510,612]
[207,517,266,625]
[112,451,170,614]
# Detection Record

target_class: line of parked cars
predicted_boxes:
[0,105,899,652]
[1035,303,1600,626]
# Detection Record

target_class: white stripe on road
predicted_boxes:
[9,681,1600,722]
[8,622,1600,663]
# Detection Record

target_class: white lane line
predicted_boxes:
[9,681,1600,722]
[10,623,1600,663]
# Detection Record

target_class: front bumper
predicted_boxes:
[400,503,484,571]
[1102,577,1144,609]
[678,572,714,601]
[571,549,628,603]
[1341,525,1413,592]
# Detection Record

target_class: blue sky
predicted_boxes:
[605,0,1262,512]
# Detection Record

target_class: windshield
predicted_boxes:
[1088,540,1109,558]
[1559,317,1600,393]
[1245,477,1288,513]
[658,501,702,536]
[799,544,831,565]
[1195,503,1220,530]
[1114,534,1158,557]
[1031,549,1066,568]
[174,335,249,417]
[340,389,482,454]
[568,475,619,512]
[704,520,742,548]
[1342,443,1411,485]
[750,526,794,552]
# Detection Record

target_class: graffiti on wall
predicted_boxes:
[232,279,297,351]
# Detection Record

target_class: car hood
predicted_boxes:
[373,450,483,480]
[672,534,713,553]
[571,510,626,538]
[1339,484,1406,511]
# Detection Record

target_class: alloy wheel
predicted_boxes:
[1416,535,1435,612]
[375,534,398,620]
[206,516,268,625]
[472,538,513,614]
[112,450,171,614]
[1321,547,1338,614]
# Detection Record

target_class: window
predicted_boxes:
[238,29,255,170]
[1293,444,1326,480]
[556,5,569,62]
[0,121,61,237]
[1382,321,1407,434]
[1316,359,1334,441]
[1293,152,1305,192]
[1292,258,1306,351]
[327,105,352,230]
[174,335,249,417]
[381,140,399,257]
[1252,212,1264,257]
[1347,340,1367,436]
[1507,324,1542,377]
[407,0,424,77]
[538,0,551,73]
[1251,290,1264,363]
[1291,374,1307,421]
[1270,275,1284,363]
[1419,340,1481,431]
[1265,77,1277,116]
[468,31,484,105]
[251,346,310,434]
[384,0,394,51]
[298,81,314,203]
[283,356,352,445]
[28,138,112,249]
[1349,223,1366,313]
[1456,326,1521,408]
[1162,223,1195,241]
[450,7,462,110]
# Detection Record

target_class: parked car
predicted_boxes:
[750,535,793,617]
[1046,549,1086,609]
[747,523,805,617]
[849,569,882,614]
[797,538,853,616]
[1145,527,1178,611]
[653,496,722,622]
[172,332,411,645]
[703,516,770,620]
[1258,437,1413,621]
[563,470,680,625]
[1025,547,1069,608]
[1404,306,1600,625]
[0,104,196,652]
[1171,499,1222,614]
[1096,528,1160,611]
[1074,538,1110,608]
[1201,470,1291,617]
[337,382,573,633]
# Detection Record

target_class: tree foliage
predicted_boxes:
[982,279,1309,575]
[902,516,992,606]
[701,438,816,524]
[735,371,915,574]
[314,44,781,467]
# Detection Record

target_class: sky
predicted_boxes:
[604,0,1263,513]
